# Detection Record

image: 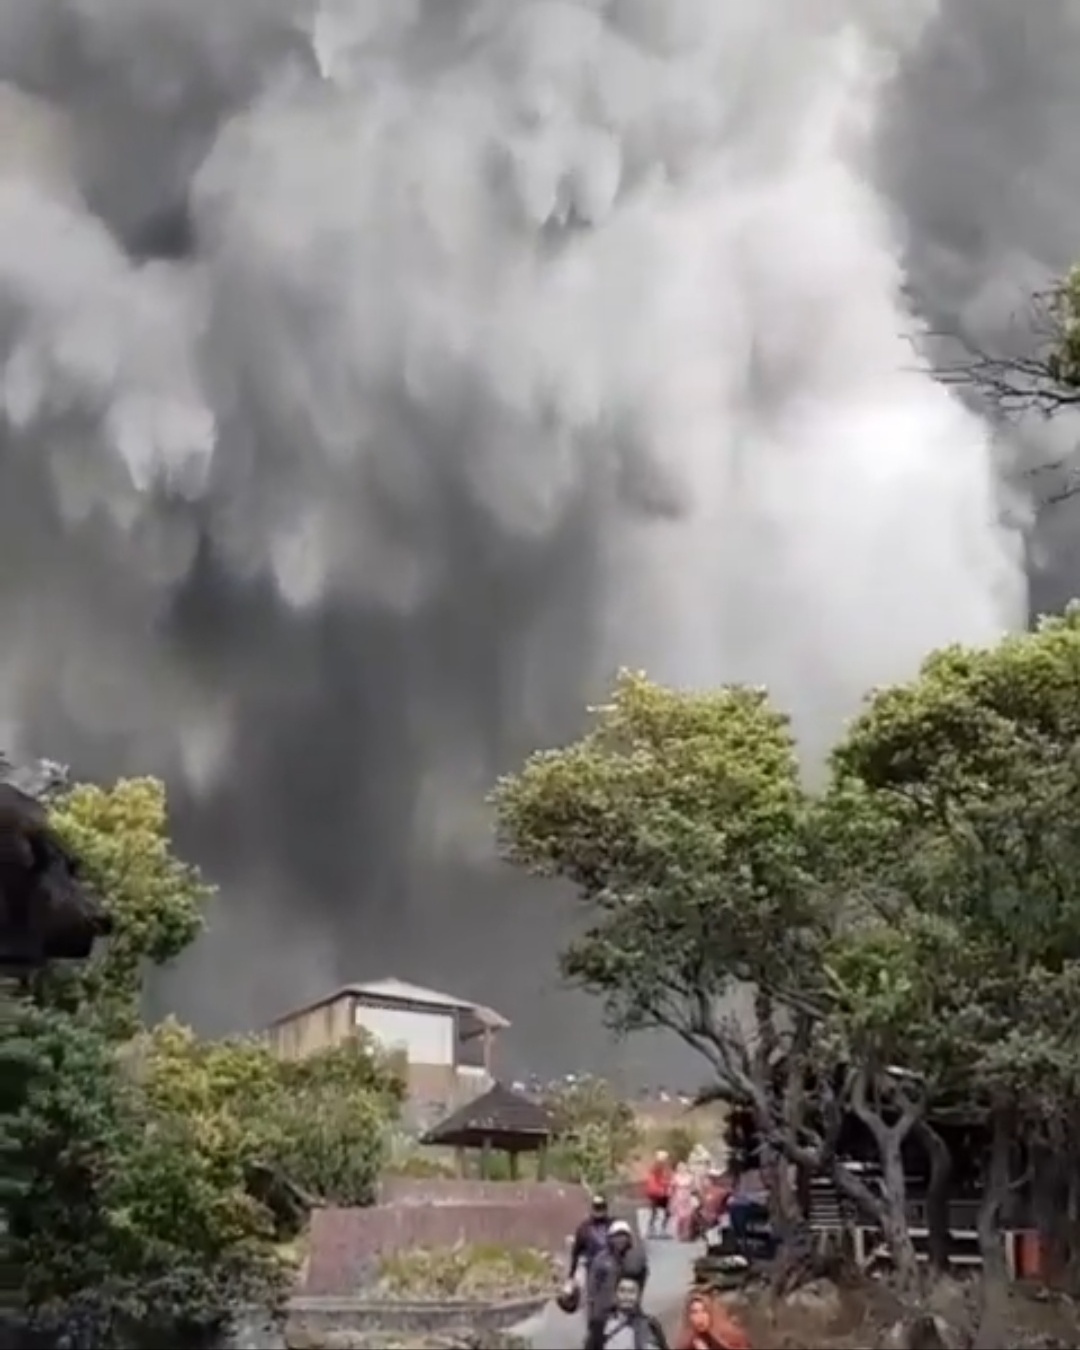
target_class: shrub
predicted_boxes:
[374,1243,556,1300]
[542,1077,640,1185]
[654,1124,696,1163]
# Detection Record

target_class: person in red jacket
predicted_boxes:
[673,1289,751,1350]
[643,1149,674,1238]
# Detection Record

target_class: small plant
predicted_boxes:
[388,1150,458,1179]
[542,1076,641,1185]
[655,1124,696,1163]
[374,1242,556,1301]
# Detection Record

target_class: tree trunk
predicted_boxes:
[1031,1143,1067,1286]
[1064,1163,1080,1295]
[879,1126,924,1299]
[761,1144,817,1293]
[912,1118,953,1276]
[844,1068,926,1298]
[973,1110,1012,1350]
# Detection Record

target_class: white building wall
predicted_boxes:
[354,1002,454,1065]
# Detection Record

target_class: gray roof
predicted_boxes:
[267,975,510,1030]
[421,1081,555,1148]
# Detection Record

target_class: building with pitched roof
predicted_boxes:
[264,975,509,1114]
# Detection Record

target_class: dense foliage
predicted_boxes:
[493,614,1080,1306]
[2,776,404,1348]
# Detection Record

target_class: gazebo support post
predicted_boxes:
[509,1148,520,1181]
[480,1134,492,1179]
[537,1140,548,1181]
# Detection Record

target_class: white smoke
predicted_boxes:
[0,0,1029,1047]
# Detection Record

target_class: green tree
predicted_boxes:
[278,1033,407,1114]
[5,1003,288,1347]
[136,1021,400,1209]
[827,610,1080,1310]
[4,775,288,1346]
[542,1076,641,1187]
[266,1083,389,1206]
[492,671,841,1245]
[47,778,213,1036]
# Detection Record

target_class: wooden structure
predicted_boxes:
[421,1080,555,1180]
[265,977,508,1117]
[729,1102,1037,1279]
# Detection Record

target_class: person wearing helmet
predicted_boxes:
[584,1218,649,1348]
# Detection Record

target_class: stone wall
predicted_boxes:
[304,1200,577,1295]
[304,1178,589,1296]
[378,1177,584,1206]
[219,1294,546,1349]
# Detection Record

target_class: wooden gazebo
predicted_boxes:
[421,1081,555,1180]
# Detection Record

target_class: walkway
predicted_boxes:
[516,1209,698,1349]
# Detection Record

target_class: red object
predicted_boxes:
[673,1289,751,1350]
[699,1177,732,1226]
[644,1159,674,1201]
[1017,1229,1043,1280]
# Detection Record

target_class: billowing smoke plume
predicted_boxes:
[0,0,1039,1072]
[877,0,1080,613]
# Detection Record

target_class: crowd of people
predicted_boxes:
[560,1166,752,1350]
[642,1147,735,1242]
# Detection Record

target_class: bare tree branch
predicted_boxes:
[922,282,1080,507]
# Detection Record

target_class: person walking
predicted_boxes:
[584,1219,649,1348]
[672,1289,750,1350]
[643,1149,674,1238]
[670,1160,696,1241]
[561,1193,613,1308]
[584,1274,668,1349]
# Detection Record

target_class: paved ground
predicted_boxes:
[516,1209,699,1349]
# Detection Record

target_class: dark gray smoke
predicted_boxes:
[878,0,1080,609]
[0,0,1048,1073]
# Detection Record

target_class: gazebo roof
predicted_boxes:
[421,1081,555,1151]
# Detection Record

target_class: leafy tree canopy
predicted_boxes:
[827,608,1080,1124]
[494,623,1080,1292]
[5,773,403,1347]
[47,777,213,1036]
[492,670,828,1091]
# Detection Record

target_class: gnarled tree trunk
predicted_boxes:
[912,1118,953,1276]
[973,1109,1015,1350]
[850,1068,925,1300]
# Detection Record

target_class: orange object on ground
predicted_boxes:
[673,1288,751,1350]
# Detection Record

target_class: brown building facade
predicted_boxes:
[265,977,508,1119]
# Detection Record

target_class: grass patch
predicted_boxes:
[374,1241,556,1301]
